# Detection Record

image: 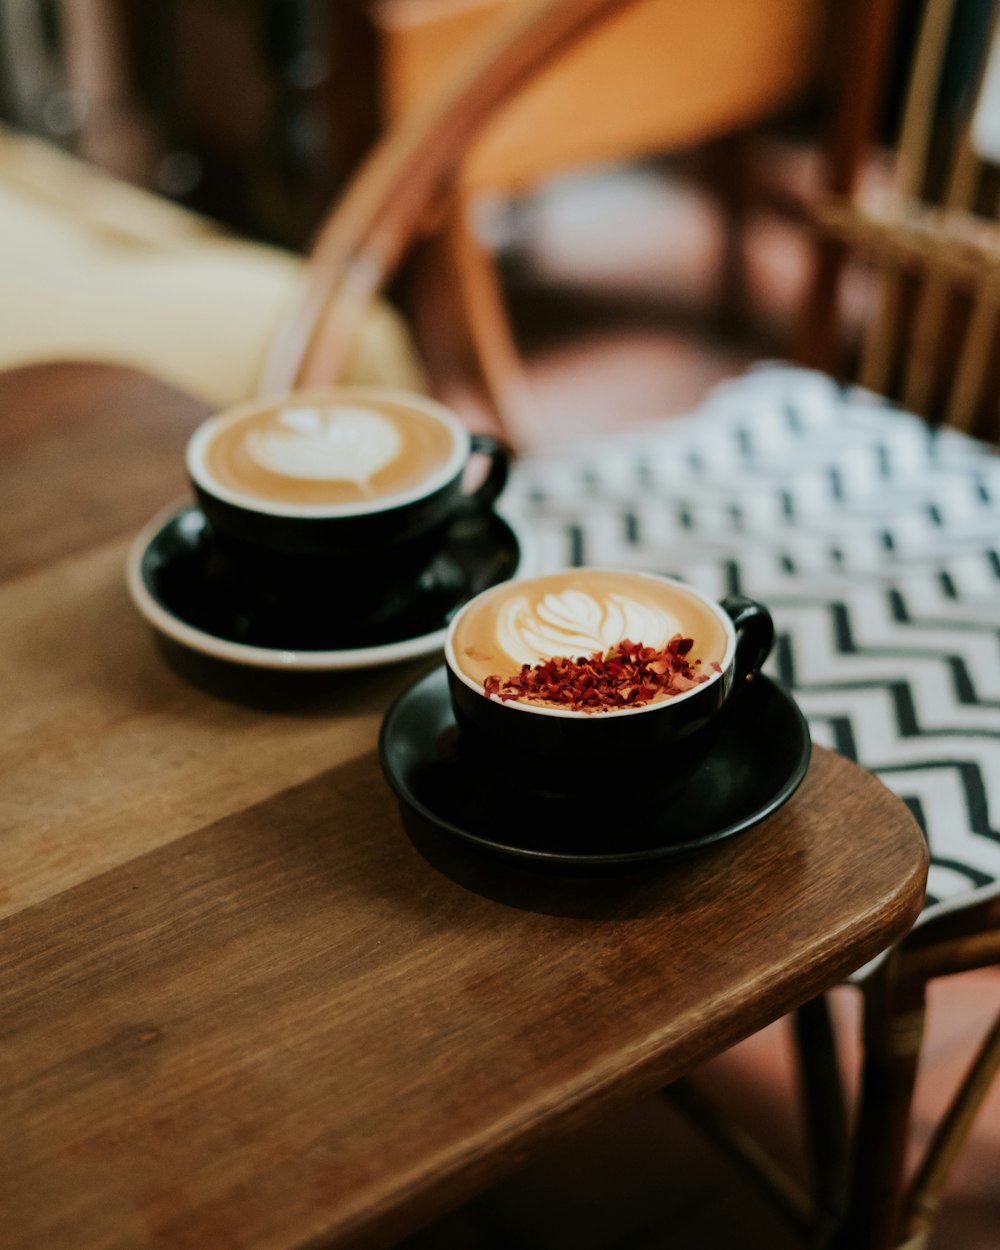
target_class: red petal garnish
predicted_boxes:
[482,636,712,713]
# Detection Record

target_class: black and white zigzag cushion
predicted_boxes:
[501,365,1000,922]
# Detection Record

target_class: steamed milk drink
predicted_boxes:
[194,396,459,508]
[450,568,729,709]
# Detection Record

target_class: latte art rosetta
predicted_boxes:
[448,569,731,695]
[497,589,681,667]
[193,391,460,508]
[246,405,402,488]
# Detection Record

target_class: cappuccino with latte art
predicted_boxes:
[448,569,730,707]
[445,569,773,764]
[444,569,773,768]
[189,390,464,514]
[185,387,510,598]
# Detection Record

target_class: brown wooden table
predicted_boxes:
[0,362,928,1250]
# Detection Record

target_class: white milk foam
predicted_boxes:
[246,405,401,489]
[496,589,682,668]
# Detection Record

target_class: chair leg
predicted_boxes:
[794,994,850,1248]
[698,133,754,341]
[834,967,927,1250]
[902,1006,1000,1244]
[944,284,1000,435]
[794,237,851,378]
[402,225,511,443]
[447,202,541,448]
[858,268,905,398]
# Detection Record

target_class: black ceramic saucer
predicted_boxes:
[126,503,527,670]
[380,667,811,869]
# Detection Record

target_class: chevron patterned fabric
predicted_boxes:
[502,366,1000,922]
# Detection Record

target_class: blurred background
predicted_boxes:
[0,0,378,247]
[5,0,996,446]
[0,0,848,445]
[11,0,994,446]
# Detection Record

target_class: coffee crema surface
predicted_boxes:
[197,397,458,508]
[450,569,730,691]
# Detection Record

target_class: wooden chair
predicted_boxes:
[799,0,1000,444]
[259,5,1000,1250]
[665,890,1000,1250]
[670,3,1000,1244]
[776,11,1000,1248]
[261,0,830,444]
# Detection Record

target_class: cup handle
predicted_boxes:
[463,434,511,511]
[721,596,774,684]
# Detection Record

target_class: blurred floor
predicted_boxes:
[495,153,813,450]
[397,161,1000,1249]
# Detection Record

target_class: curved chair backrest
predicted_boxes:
[802,0,1000,441]
[258,0,633,398]
[260,0,830,438]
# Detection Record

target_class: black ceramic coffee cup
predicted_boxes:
[444,570,773,775]
[186,387,509,606]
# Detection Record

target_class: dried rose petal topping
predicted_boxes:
[482,636,712,713]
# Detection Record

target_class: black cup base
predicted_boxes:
[205,520,453,613]
[450,714,717,807]
[379,665,811,871]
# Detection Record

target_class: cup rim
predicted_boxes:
[186,386,471,519]
[444,568,737,720]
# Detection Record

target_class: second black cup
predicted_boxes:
[186,386,510,609]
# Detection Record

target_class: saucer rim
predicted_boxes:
[379,666,812,867]
[125,500,532,671]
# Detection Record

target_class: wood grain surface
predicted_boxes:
[0,362,207,582]
[0,362,928,1250]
